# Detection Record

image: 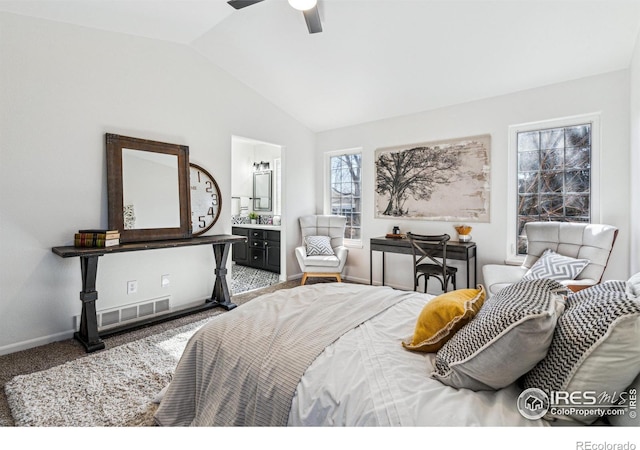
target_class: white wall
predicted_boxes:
[630,30,640,275]
[231,140,257,199]
[0,13,316,354]
[231,138,281,214]
[317,71,631,291]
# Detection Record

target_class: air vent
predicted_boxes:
[73,296,172,331]
[156,298,170,313]
[101,310,120,327]
[138,302,154,317]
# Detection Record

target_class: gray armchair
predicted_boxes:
[295,215,349,285]
[482,222,618,297]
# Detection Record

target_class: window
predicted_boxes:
[326,149,362,245]
[508,114,600,260]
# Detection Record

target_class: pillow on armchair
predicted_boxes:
[305,236,335,256]
[522,248,589,282]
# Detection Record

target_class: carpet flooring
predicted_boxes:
[0,278,322,427]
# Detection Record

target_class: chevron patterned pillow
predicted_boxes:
[522,248,589,282]
[431,279,566,391]
[522,281,640,425]
[305,236,335,256]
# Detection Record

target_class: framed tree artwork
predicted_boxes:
[375,134,491,222]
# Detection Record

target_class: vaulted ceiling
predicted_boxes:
[1,0,639,131]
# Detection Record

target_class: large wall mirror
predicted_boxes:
[106,133,191,242]
[253,170,272,211]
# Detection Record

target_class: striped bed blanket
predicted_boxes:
[154,283,410,426]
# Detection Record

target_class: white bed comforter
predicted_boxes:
[156,283,548,427]
[288,292,547,427]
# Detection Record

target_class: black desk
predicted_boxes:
[52,234,247,352]
[370,236,477,289]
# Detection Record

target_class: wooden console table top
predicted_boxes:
[52,234,246,257]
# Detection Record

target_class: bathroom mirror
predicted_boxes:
[253,170,272,211]
[106,133,191,242]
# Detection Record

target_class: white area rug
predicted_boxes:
[5,319,209,426]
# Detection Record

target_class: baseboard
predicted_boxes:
[0,330,74,356]
[287,272,303,281]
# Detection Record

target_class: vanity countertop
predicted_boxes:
[232,224,281,231]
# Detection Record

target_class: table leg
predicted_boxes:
[466,249,471,288]
[382,252,386,286]
[75,255,105,352]
[473,249,477,287]
[369,248,373,285]
[210,243,237,311]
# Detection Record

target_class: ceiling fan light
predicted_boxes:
[288,0,317,11]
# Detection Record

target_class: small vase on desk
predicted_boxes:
[454,225,472,243]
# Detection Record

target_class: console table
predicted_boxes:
[370,236,477,289]
[52,234,247,353]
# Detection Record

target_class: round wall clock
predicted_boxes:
[189,163,222,236]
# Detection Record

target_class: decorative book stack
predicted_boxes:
[74,229,120,248]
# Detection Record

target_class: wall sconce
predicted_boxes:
[253,161,270,171]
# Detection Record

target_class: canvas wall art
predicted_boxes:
[375,134,491,222]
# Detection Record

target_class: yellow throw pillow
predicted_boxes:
[402,285,486,353]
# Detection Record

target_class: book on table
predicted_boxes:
[74,232,120,248]
[77,229,120,237]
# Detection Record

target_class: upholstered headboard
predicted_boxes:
[298,215,346,249]
[523,222,618,283]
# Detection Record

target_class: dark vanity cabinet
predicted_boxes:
[232,227,280,273]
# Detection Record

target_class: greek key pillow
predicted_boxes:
[431,279,566,391]
[522,281,640,425]
[522,248,589,282]
[305,236,334,256]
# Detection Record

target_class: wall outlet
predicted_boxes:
[127,280,138,295]
[161,274,170,288]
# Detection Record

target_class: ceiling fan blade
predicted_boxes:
[303,6,322,34]
[227,0,265,10]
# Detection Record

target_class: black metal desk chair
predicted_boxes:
[406,232,457,293]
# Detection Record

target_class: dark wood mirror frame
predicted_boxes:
[106,133,191,243]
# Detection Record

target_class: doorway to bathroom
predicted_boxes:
[230,136,284,293]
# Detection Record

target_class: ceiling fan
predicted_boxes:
[227,0,323,34]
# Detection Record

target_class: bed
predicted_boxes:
[154,277,640,427]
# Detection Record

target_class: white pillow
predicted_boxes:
[523,281,640,425]
[305,236,334,256]
[431,279,566,391]
[522,248,589,282]
[627,272,640,297]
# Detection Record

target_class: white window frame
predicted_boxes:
[324,147,363,248]
[506,113,601,264]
